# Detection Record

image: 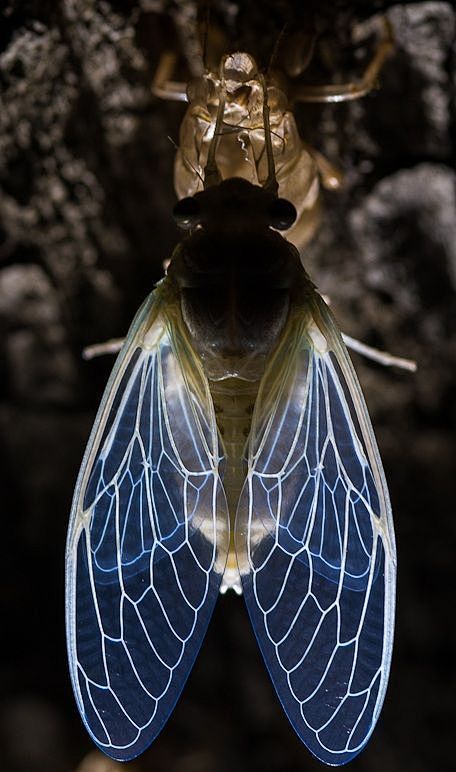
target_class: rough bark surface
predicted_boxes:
[0,1,454,770]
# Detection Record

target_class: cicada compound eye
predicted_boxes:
[267,197,297,231]
[173,196,201,230]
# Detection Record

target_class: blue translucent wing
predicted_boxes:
[66,286,229,761]
[236,293,396,765]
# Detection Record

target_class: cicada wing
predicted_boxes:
[66,286,229,761]
[236,293,396,766]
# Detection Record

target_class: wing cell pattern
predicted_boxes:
[237,305,396,765]
[66,294,228,761]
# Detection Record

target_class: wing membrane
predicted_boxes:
[236,293,396,765]
[66,287,229,761]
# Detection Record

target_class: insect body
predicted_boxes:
[66,48,396,767]
[175,51,329,250]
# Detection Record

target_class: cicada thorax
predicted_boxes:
[167,176,311,572]
[175,52,321,249]
[168,177,306,381]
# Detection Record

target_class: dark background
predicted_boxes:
[0,1,455,770]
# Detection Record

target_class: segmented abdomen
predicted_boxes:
[209,377,260,580]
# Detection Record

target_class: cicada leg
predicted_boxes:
[82,332,416,372]
[291,17,394,104]
[202,59,226,188]
[151,50,188,102]
[303,143,344,191]
[258,73,279,195]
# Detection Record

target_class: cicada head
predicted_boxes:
[174,177,297,236]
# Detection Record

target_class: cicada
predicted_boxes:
[66,39,396,767]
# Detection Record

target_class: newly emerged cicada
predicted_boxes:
[66,27,396,767]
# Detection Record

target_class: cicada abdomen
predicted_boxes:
[66,25,396,767]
